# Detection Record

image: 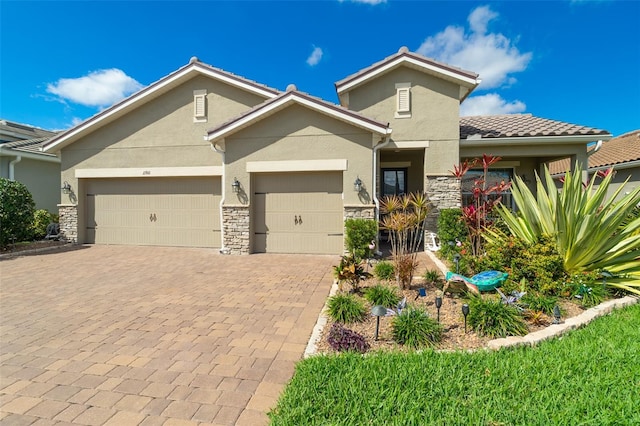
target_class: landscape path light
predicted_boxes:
[553,305,562,324]
[415,287,426,300]
[435,295,443,323]
[462,303,470,333]
[371,305,387,341]
[453,253,461,274]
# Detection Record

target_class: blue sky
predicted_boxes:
[1,0,638,137]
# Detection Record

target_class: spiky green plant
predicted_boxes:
[364,284,400,307]
[326,294,367,324]
[486,164,640,295]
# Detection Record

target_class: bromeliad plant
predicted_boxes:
[379,192,430,289]
[486,164,640,295]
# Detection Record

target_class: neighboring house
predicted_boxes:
[43,48,610,254]
[549,129,640,199]
[0,119,61,213]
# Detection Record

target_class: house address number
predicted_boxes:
[143,170,151,175]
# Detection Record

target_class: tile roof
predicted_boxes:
[547,130,639,174]
[0,119,57,142]
[460,114,610,139]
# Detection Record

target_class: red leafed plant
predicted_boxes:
[451,154,511,257]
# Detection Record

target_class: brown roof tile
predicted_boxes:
[460,114,610,139]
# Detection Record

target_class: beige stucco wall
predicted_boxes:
[593,166,640,201]
[345,67,461,175]
[223,104,375,206]
[59,75,268,200]
[13,158,61,213]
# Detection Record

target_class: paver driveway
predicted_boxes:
[0,245,337,425]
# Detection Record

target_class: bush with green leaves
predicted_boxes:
[333,254,372,292]
[326,323,370,353]
[437,208,468,258]
[520,293,557,315]
[326,293,367,324]
[391,308,443,348]
[364,284,400,307]
[486,164,640,295]
[467,296,528,338]
[344,218,377,260]
[31,209,58,239]
[374,260,394,280]
[564,271,608,308]
[0,178,36,247]
[423,269,444,288]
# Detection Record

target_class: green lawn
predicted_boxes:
[270,304,640,425]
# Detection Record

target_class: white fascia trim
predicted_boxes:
[246,159,348,173]
[337,56,479,95]
[388,140,430,149]
[75,166,223,178]
[0,147,60,163]
[589,160,640,172]
[44,65,278,153]
[460,134,612,147]
[206,93,390,142]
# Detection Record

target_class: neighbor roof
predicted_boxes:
[335,47,480,103]
[1,119,56,143]
[206,85,391,143]
[460,114,610,139]
[44,58,280,153]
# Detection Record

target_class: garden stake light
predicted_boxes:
[435,295,442,323]
[371,305,387,341]
[462,303,469,333]
[553,305,561,324]
[453,253,461,274]
[415,287,426,300]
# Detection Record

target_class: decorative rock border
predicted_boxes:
[304,280,340,358]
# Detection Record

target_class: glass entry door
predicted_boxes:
[382,168,407,197]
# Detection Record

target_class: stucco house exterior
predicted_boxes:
[0,119,60,212]
[43,47,610,254]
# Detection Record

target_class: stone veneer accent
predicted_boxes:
[343,205,376,220]
[58,204,78,243]
[222,205,250,255]
[424,175,461,232]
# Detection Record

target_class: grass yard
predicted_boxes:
[270,303,640,425]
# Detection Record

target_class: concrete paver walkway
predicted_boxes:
[0,246,337,425]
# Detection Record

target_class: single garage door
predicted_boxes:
[85,177,221,248]
[253,172,343,254]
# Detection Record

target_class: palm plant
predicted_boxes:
[486,164,640,295]
[379,192,430,289]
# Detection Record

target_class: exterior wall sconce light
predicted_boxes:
[61,181,72,194]
[462,303,470,333]
[371,305,387,341]
[231,178,240,193]
[354,176,363,192]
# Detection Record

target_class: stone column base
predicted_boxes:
[424,175,461,233]
[222,205,250,255]
[58,204,78,243]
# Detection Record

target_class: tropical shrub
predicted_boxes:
[326,294,367,324]
[391,308,443,348]
[437,208,468,259]
[327,323,370,353]
[565,271,608,308]
[333,254,372,292]
[364,284,400,307]
[521,293,557,315]
[0,178,36,247]
[467,296,528,338]
[379,192,430,288]
[374,260,394,281]
[423,269,444,288]
[31,209,58,239]
[487,164,640,295]
[344,218,377,260]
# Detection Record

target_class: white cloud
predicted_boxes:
[460,93,526,116]
[417,5,532,90]
[46,69,143,108]
[306,46,324,66]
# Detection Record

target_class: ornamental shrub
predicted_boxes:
[0,178,36,247]
[327,323,370,353]
[467,296,528,338]
[364,284,400,307]
[326,293,367,324]
[344,218,378,260]
[374,260,394,281]
[391,308,443,349]
[437,208,467,258]
[32,209,58,239]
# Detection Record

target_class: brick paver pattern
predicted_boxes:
[0,246,337,425]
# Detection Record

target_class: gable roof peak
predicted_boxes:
[398,46,409,54]
[189,56,199,64]
[286,83,297,92]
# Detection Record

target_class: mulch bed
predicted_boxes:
[316,277,585,354]
[1,240,68,256]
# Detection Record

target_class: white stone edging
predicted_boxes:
[304,280,340,358]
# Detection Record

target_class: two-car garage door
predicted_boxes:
[85,177,221,248]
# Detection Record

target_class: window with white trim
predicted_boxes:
[395,82,411,118]
[193,89,207,122]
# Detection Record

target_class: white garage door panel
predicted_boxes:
[86,177,221,248]
[253,172,344,254]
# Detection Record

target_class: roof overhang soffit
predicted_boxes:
[460,134,612,147]
[43,62,279,153]
[205,92,392,143]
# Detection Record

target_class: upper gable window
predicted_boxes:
[395,83,411,119]
[193,89,207,122]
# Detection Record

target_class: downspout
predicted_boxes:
[210,141,230,254]
[9,155,22,180]
[588,140,603,156]
[372,132,392,254]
